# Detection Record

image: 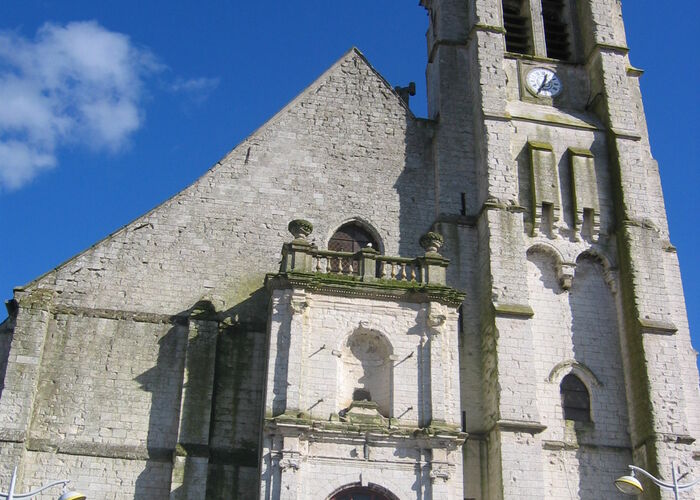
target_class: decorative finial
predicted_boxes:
[288,219,313,240]
[420,231,444,254]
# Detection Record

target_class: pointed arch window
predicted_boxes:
[560,373,591,422]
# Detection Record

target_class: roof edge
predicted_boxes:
[14,47,417,297]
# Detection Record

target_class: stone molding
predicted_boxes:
[637,318,678,336]
[492,303,535,318]
[266,273,465,308]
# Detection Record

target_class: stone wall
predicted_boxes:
[0,48,436,497]
[2,1,699,498]
[261,285,464,499]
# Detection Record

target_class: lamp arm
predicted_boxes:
[628,465,676,490]
[0,480,71,499]
[677,476,700,491]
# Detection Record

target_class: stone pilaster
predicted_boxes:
[0,289,53,445]
[170,313,218,500]
[581,2,699,496]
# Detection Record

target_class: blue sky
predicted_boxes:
[0,1,698,367]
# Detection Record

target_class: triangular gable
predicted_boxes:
[19,47,417,297]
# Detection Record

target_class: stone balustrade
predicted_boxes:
[280,220,449,286]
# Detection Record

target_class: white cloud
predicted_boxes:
[169,76,220,94]
[0,21,162,190]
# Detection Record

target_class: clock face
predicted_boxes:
[526,67,562,98]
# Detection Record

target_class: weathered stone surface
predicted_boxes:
[1,2,698,499]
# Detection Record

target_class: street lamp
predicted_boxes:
[0,467,86,500]
[615,462,700,500]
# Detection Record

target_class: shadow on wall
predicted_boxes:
[0,316,16,400]
[574,446,631,499]
[394,114,436,259]
[569,254,631,499]
[134,287,269,499]
[133,312,188,500]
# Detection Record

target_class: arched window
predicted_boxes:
[328,223,379,253]
[560,373,590,422]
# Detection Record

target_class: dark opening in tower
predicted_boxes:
[503,0,533,55]
[561,373,591,422]
[542,0,571,60]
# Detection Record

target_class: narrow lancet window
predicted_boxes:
[561,374,591,422]
[542,0,572,60]
[503,0,533,55]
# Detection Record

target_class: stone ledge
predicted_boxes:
[492,303,535,318]
[633,432,697,450]
[26,438,172,461]
[52,304,187,325]
[637,318,678,336]
[264,414,465,446]
[0,430,26,443]
[266,272,466,307]
[544,440,632,452]
[494,419,547,434]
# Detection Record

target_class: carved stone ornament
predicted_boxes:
[420,231,444,254]
[429,466,450,482]
[279,458,300,471]
[289,298,309,315]
[557,262,576,290]
[288,219,313,240]
[428,313,446,328]
[427,302,448,336]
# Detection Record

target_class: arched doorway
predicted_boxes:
[328,222,380,253]
[328,222,381,274]
[329,485,395,500]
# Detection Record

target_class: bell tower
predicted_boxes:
[421,0,700,498]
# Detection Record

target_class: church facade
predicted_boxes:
[1,1,699,498]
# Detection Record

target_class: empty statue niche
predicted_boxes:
[339,328,393,417]
[540,202,555,237]
[581,208,595,240]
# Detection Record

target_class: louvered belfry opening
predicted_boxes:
[542,0,571,60]
[503,0,533,55]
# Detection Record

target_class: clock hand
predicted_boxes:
[538,75,550,94]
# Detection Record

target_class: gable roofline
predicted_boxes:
[238,47,415,144]
[13,47,417,298]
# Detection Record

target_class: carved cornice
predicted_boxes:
[266,273,466,307]
[264,415,466,447]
